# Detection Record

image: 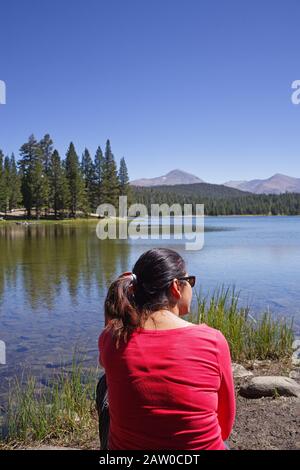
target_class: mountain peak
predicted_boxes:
[224,174,300,194]
[130,169,204,187]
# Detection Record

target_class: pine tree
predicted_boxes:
[39,134,53,175]
[7,153,21,211]
[94,146,104,208]
[118,156,132,203]
[19,134,48,218]
[81,148,95,211]
[0,150,7,213]
[101,139,120,209]
[65,142,87,217]
[39,134,53,215]
[31,154,49,219]
[3,154,21,213]
[49,149,70,218]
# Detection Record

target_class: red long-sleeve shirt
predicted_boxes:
[98,323,235,450]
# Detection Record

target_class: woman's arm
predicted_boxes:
[216,331,236,441]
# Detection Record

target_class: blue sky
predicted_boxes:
[0,0,299,183]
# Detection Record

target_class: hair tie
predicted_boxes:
[131,273,137,284]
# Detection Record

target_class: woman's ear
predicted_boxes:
[169,279,182,299]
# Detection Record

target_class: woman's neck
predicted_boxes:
[156,307,180,317]
[141,308,190,330]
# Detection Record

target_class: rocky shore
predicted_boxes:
[228,346,300,450]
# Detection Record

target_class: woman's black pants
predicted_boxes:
[96,372,110,450]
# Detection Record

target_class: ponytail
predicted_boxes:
[104,274,139,348]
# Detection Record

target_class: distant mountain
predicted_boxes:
[224,174,300,194]
[130,169,300,194]
[130,169,204,187]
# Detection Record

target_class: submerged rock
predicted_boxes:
[239,376,300,398]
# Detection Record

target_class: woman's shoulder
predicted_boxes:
[197,322,225,336]
[184,322,222,335]
[187,323,229,346]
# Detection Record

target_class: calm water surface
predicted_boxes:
[0,216,299,403]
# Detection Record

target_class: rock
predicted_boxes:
[292,349,300,367]
[239,376,300,399]
[292,339,300,351]
[16,346,28,353]
[289,368,300,381]
[252,360,272,368]
[232,363,254,379]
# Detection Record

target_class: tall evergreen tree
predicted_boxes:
[0,150,7,213]
[49,149,70,218]
[101,139,120,208]
[118,156,131,203]
[94,146,104,207]
[39,134,53,175]
[39,134,53,215]
[65,142,87,217]
[8,153,21,211]
[19,134,48,218]
[4,154,21,213]
[31,154,49,219]
[81,148,95,211]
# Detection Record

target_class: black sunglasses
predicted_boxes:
[177,276,196,288]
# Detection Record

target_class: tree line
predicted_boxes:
[0,134,131,218]
[132,186,300,216]
[1,135,300,218]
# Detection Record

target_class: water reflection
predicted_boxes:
[0,217,300,406]
[0,224,131,310]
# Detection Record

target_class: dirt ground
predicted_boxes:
[229,395,300,450]
[228,359,300,450]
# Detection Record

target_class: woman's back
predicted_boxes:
[99,323,235,450]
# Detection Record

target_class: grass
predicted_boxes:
[0,357,99,447]
[0,287,295,447]
[188,286,294,361]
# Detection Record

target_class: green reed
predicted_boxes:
[2,356,98,444]
[189,285,294,361]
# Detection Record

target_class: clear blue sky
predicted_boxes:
[0,0,299,183]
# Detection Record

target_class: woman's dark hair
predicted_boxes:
[104,248,187,347]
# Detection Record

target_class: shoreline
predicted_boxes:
[0,213,300,226]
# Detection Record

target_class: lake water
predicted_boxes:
[0,216,299,404]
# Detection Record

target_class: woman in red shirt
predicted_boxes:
[98,247,235,450]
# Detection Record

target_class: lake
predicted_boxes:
[0,216,299,404]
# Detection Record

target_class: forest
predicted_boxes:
[1,134,300,218]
